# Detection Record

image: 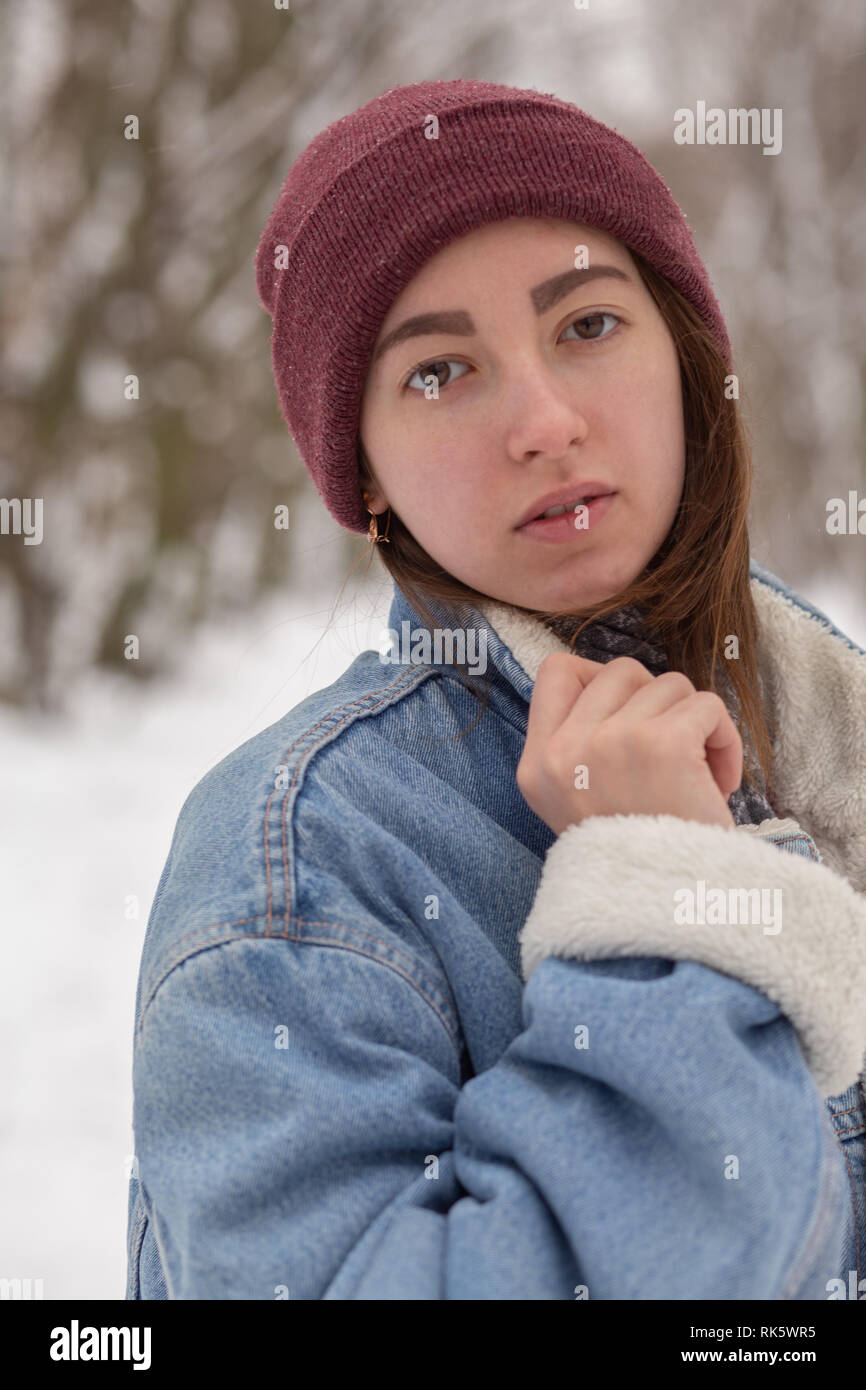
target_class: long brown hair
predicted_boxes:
[353,245,776,800]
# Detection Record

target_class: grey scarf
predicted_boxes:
[541,604,776,827]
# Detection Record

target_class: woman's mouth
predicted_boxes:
[516,491,617,542]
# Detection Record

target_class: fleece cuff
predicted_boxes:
[519,812,866,1097]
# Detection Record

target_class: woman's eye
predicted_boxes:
[403,358,469,392]
[402,315,619,392]
[560,311,620,342]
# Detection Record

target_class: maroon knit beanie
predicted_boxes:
[255,79,732,535]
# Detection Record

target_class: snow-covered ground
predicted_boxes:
[0,573,396,1300]
[1,566,862,1300]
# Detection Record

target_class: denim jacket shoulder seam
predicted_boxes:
[136,918,460,1052]
[265,664,440,935]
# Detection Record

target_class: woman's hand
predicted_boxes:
[516,654,742,835]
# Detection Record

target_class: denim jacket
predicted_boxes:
[126,559,866,1300]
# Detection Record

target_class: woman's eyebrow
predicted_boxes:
[371,264,633,364]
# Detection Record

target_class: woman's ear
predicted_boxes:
[362,486,389,514]
[358,439,389,514]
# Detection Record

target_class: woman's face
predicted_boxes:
[359,216,685,611]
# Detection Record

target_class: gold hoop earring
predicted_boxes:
[362,491,391,544]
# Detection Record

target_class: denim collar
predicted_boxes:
[385,581,536,703]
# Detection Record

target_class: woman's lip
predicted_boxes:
[516,491,617,540]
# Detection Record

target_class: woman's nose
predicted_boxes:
[502,366,591,460]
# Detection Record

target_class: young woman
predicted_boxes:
[126,79,866,1300]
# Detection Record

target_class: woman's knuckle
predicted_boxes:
[657,671,695,698]
[695,690,728,719]
[609,656,646,679]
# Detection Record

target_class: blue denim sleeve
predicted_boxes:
[130,931,850,1299]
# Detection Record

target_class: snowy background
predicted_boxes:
[1,538,397,1299]
[2,0,864,1298]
